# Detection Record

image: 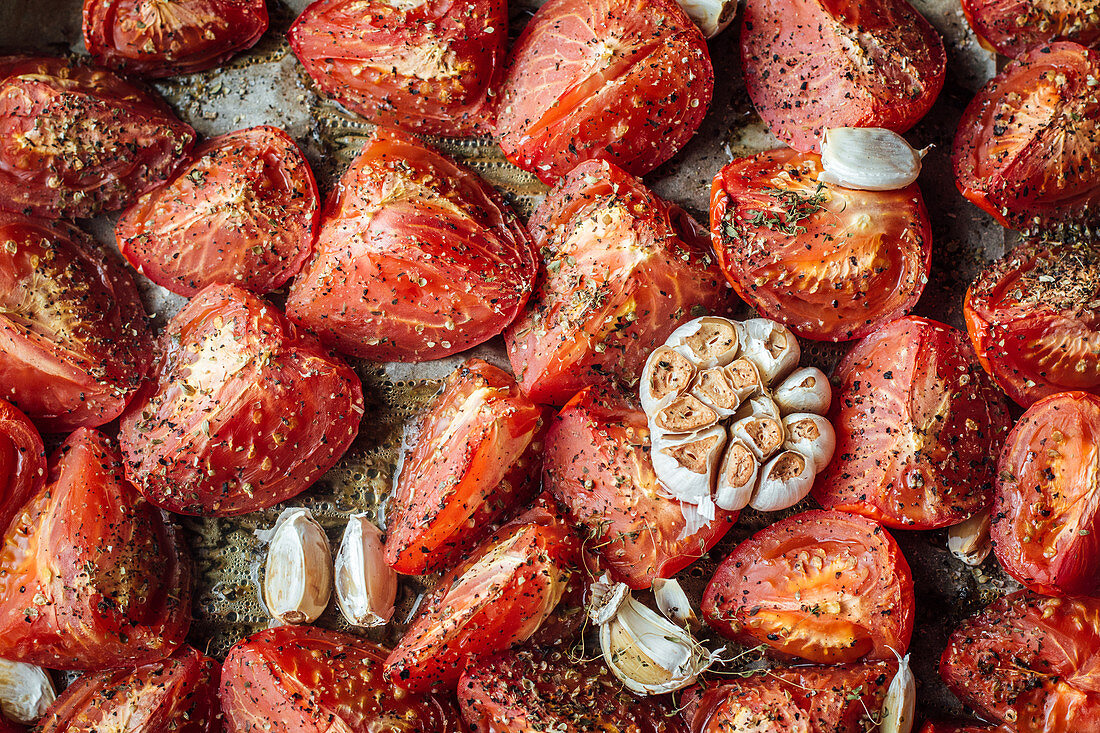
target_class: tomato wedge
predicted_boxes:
[116,126,319,297]
[814,316,1012,529]
[0,428,192,670]
[740,0,946,152]
[941,590,1100,732]
[222,626,467,732]
[710,148,932,341]
[0,398,44,531]
[961,0,1100,58]
[954,41,1100,230]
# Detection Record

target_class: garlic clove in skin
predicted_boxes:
[947,512,993,566]
[641,345,698,413]
[724,357,766,401]
[880,652,916,733]
[740,319,800,385]
[691,367,742,417]
[588,574,630,625]
[667,316,742,369]
[675,0,737,38]
[651,425,727,505]
[782,413,836,472]
[773,366,832,415]
[750,449,816,512]
[334,513,397,627]
[0,659,55,725]
[734,394,782,422]
[261,507,333,625]
[730,415,785,461]
[652,578,700,630]
[819,127,926,192]
[714,438,759,511]
[652,394,720,435]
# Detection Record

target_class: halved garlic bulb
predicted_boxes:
[652,578,699,629]
[819,127,925,191]
[641,345,697,413]
[652,394,719,435]
[740,319,800,385]
[334,514,397,627]
[651,426,727,505]
[782,413,836,472]
[691,367,742,417]
[667,316,741,369]
[947,512,992,566]
[881,652,916,733]
[675,0,737,38]
[261,507,332,625]
[731,415,784,461]
[773,367,832,415]
[750,449,815,512]
[0,659,55,725]
[725,357,765,401]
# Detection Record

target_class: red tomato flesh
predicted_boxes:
[0,398,44,532]
[961,0,1100,59]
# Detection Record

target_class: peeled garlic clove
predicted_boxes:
[782,413,836,473]
[652,426,727,504]
[881,652,916,733]
[652,394,719,435]
[667,316,741,368]
[947,512,993,566]
[641,346,697,413]
[691,367,742,417]
[819,127,925,192]
[750,449,815,512]
[773,367,832,415]
[731,415,784,461]
[653,578,700,629]
[262,507,333,625]
[334,514,396,627]
[724,357,766,401]
[0,659,55,725]
[675,0,737,38]
[741,319,800,385]
[715,439,759,511]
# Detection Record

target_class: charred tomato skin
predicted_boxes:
[710,148,932,341]
[83,0,268,78]
[740,0,946,153]
[0,56,195,218]
[919,723,1014,733]
[0,428,192,670]
[0,397,45,532]
[505,158,732,406]
[495,0,713,185]
[286,127,537,362]
[221,626,467,732]
[814,315,1012,529]
[119,284,364,517]
[960,0,1100,59]
[0,211,153,432]
[964,238,1100,407]
[288,0,504,136]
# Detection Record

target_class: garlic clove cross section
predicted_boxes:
[715,439,759,511]
[731,414,785,461]
[666,316,742,369]
[260,507,333,625]
[335,514,397,627]
[724,358,766,401]
[641,346,697,413]
[782,413,836,472]
[652,394,720,435]
[651,425,727,505]
[750,449,816,512]
[0,659,55,725]
[741,319,800,385]
[819,127,926,191]
[691,367,742,417]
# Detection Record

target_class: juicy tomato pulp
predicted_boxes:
[965,238,1100,407]
[0,429,192,670]
[287,127,537,362]
[941,591,1100,732]
[702,510,914,664]
[495,0,712,184]
[710,148,932,341]
[814,316,1011,529]
[505,159,732,406]
[994,391,1100,597]
[543,387,737,589]
[954,42,1100,230]
[0,398,44,531]
[0,212,153,432]
[116,125,319,297]
[221,626,467,732]
[0,56,194,218]
[961,0,1100,59]
[83,0,268,78]
[35,646,220,733]
[740,0,945,152]
[288,0,504,136]
[119,284,364,517]
[385,358,548,575]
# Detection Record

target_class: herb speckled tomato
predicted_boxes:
[0,397,44,532]
[961,0,1100,58]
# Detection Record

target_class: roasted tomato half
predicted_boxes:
[385,499,578,693]
[920,723,1014,733]
[116,126,318,297]
[941,590,1100,732]
[495,0,712,184]
[814,316,1011,529]
[385,358,548,575]
[543,387,737,589]
[964,238,1100,407]
[505,159,731,406]
[702,510,914,664]
[288,0,504,136]
[954,41,1100,230]
[287,127,536,362]
[682,661,897,733]
[740,0,945,153]
[35,645,219,733]
[0,56,194,218]
[0,398,44,531]
[119,284,363,516]
[993,391,1100,597]
[961,0,1100,58]
[83,0,268,78]
[0,429,191,670]
[710,148,932,341]
[0,212,153,432]
[221,626,467,732]
[458,648,686,733]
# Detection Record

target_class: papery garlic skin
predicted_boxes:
[335,514,396,627]
[819,127,925,191]
[675,0,737,38]
[880,652,916,733]
[782,413,836,472]
[261,507,333,625]
[0,659,55,725]
[947,512,993,566]
[666,317,742,368]
[773,367,832,415]
[641,346,697,413]
[741,319,800,385]
[750,449,815,511]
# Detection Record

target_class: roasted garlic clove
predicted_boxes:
[820,127,925,192]
[651,426,727,505]
[675,0,737,38]
[730,415,784,461]
[588,574,631,625]
[750,449,815,512]
[782,413,836,472]
[652,578,700,630]
[667,317,742,368]
[724,357,766,401]
[334,514,397,627]
[881,652,916,733]
[947,512,993,566]
[773,367,832,415]
[261,507,333,625]
[740,319,800,385]
[640,346,698,413]
[652,394,720,435]
[0,659,55,725]
[714,438,759,511]
[734,394,781,422]
[691,367,742,417]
